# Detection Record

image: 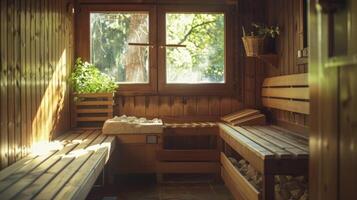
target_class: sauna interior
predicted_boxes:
[0,0,356,200]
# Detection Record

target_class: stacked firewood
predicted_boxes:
[228,157,308,200]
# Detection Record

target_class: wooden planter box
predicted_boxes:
[74,93,114,129]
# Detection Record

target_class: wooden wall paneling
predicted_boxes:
[123,96,134,116]
[339,67,357,200]
[134,96,146,117]
[159,96,171,116]
[48,0,54,139]
[34,0,40,143]
[0,0,9,168]
[183,96,197,117]
[265,0,309,129]
[255,60,264,108]
[116,96,124,116]
[244,58,256,107]
[231,97,242,112]
[20,0,27,157]
[196,96,209,116]
[7,0,16,164]
[171,96,184,117]
[208,96,220,116]
[220,97,232,116]
[28,0,34,154]
[146,96,159,117]
[289,0,294,75]
[0,0,73,169]
[38,0,43,143]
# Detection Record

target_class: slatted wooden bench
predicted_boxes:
[156,122,220,182]
[220,73,310,200]
[0,129,115,200]
[262,73,309,115]
[220,124,308,200]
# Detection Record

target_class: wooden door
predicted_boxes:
[310,0,357,200]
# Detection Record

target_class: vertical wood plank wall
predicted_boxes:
[0,0,74,169]
[265,0,309,131]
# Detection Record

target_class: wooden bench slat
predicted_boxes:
[53,136,115,200]
[231,126,293,158]
[262,97,310,114]
[33,132,106,200]
[221,109,260,122]
[243,126,308,158]
[0,132,85,183]
[0,131,94,200]
[75,101,113,106]
[270,125,309,140]
[75,93,114,98]
[219,123,274,172]
[157,150,219,161]
[255,126,309,150]
[262,73,308,87]
[262,87,309,100]
[76,117,110,122]
[0,151,58,193]
[221,153,261,200]
[230,114,266,126]
[12,131,101,200]
[0,155,38,182]
[75,109,113,114]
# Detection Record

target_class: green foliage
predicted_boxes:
[243,23,280,38]
[70,58,118,94]
[166,13,225,83]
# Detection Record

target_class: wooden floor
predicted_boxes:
[0,130,115,200]
[87,175,234,200]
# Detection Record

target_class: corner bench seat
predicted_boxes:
[219,123,309,200]
[0,130,115,200]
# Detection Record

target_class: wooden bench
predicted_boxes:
[0,129,115,200]
[220,124,308,200]
[262,73,309,115]
[220,73,310,200]
[156,122,220,182]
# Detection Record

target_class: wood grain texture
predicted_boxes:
[265,0,309,129]
[0,0,74,169]
[117,95,242,120]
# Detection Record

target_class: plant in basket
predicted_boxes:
[242,23,280,56]
[70,58,118,95]
[70,58,119,128]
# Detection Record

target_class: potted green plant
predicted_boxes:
[242,23,280,56]
[70,58,118,128]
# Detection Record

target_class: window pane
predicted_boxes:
[166,13,225,84]
[90,12,149,83]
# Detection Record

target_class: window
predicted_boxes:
[165,13,225,84]
[90,12,150,83]
[78,4,234,95]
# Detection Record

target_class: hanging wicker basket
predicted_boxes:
[242,36,265,57]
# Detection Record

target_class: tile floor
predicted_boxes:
[87,174,234,200]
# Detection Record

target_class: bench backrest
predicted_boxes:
[262,73,309,114]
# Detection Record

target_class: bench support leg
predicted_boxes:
[263,174,274,200]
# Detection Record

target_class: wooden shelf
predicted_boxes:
[248,54,279,67]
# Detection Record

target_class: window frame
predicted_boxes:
[77,4,158,95]
[157,5,234,95]
[77,4,235,95]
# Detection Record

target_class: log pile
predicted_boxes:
[228,157,308,200]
